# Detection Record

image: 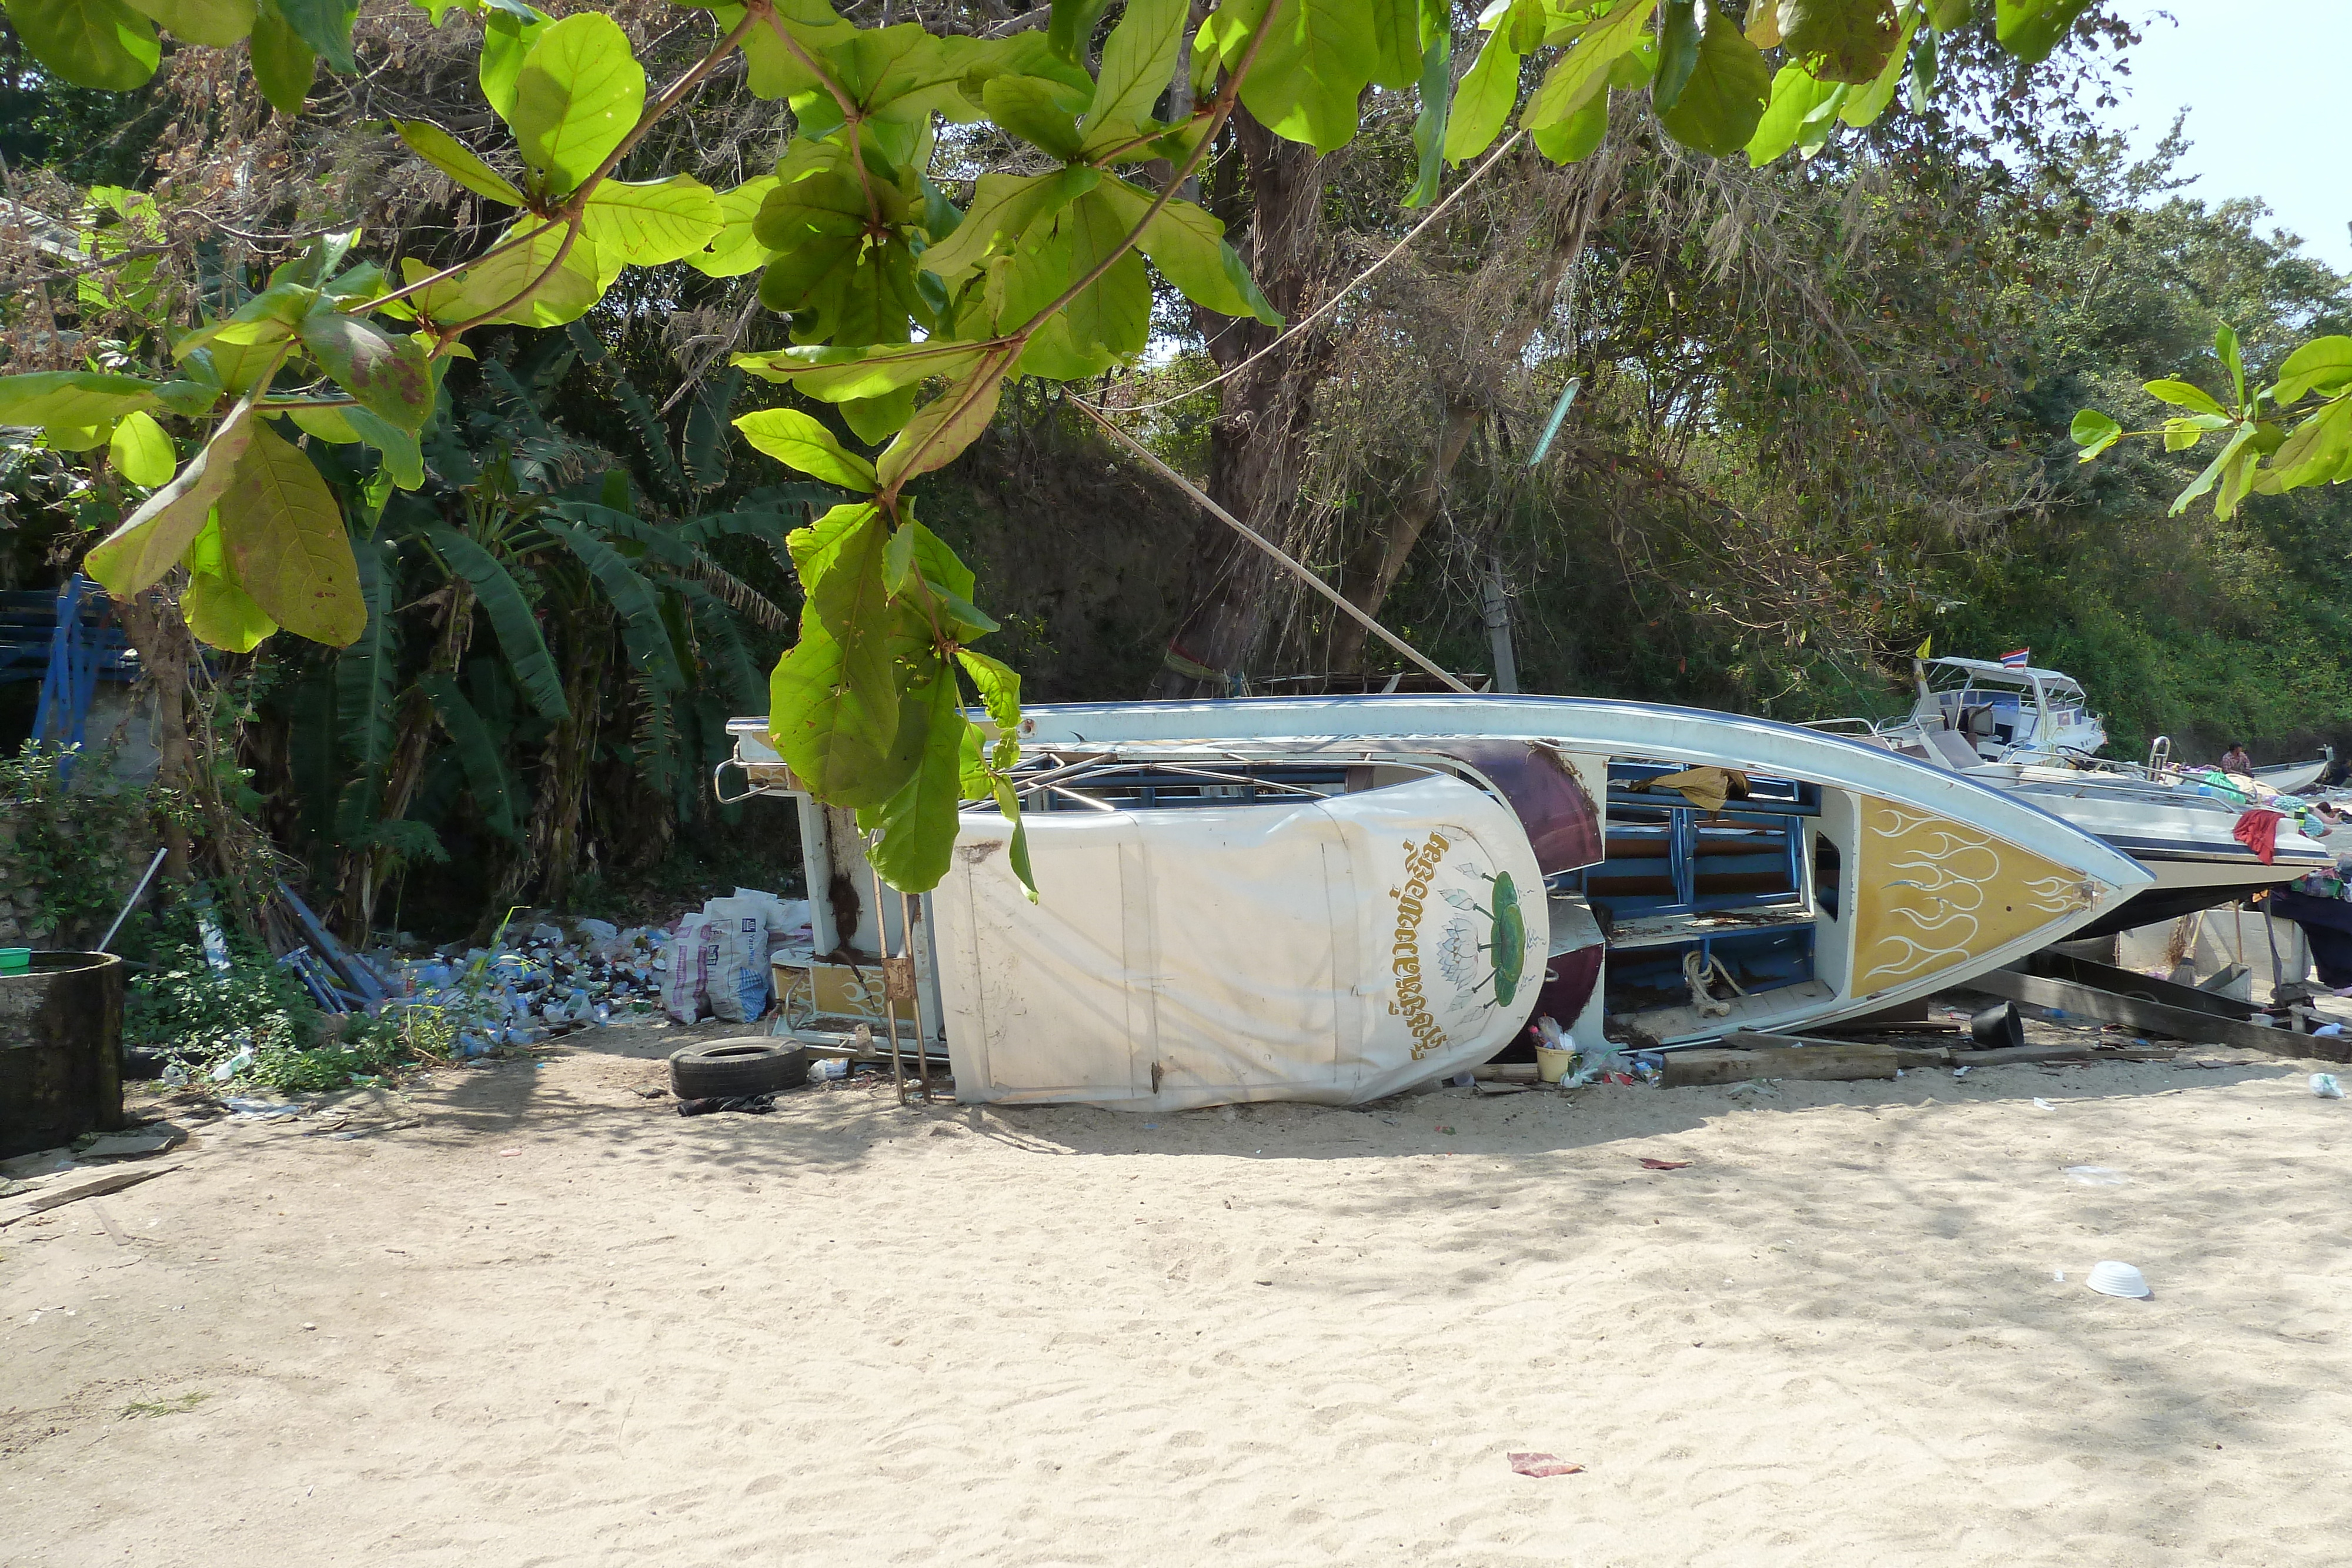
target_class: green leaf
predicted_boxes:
[1403,28,1452,206]
[991,777,1038,901]
[420,673,519,838]
[1779,0,1899,84]
[509,12,645,195]
[1443,29,1519,163]
[1047,0,1112,64]
[1524,0,1656,131]
[841,386,916,445]
[248,0,316,113]
[1081,0,1186,151]
[2068,407,2120,461]
[182,563,278,653]
[2274,336,2352,404]
[1657,5,1769,158]
[864,671,970,892]
[1839,4,1920,125]
[174,280,318,359]
[876,358,1008,492]
[1653,0,1699,111]
[770,507,907,805]
[1992,0,2089,64]
[2161,416,2209,453]
[1090,176,1280,326]
[181,511,278,652]
[84,396,259,596]
[956,647,1021,736]
[981,73,1087,161]
[422,525,569,719]
[392,119,527,206]
[346,405,424,490]
[684,367,740,490]
[0,370,159,430]
[274,0,354,72]
[685,175,779,278]
[120,0,250,46]
[108,410,174,487]
[218,419,366,644]
[1927,0,1972,28]
[1746,62,1836,164]
[2263,397,2352,491]
[477,3,550,119]
[0,0,158,91]
[733,342,991,404]
[734,408,879,492]
[581,175,723,266]
[1532,82,1608,163]
[914,166,1097,286]
[298,305,433,432]
[2216,324,2246,409]
[2143,379,2226,418]
[2170,423,2257,517]
[1237,0,1380,153]
[442,220,605,327]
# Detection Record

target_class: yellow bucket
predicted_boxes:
[1535,1044,1576,1084]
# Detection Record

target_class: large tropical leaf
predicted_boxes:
[216,419,366,645]
[508,11,646,195]
[83,395,260,597]
[421,524,570,720]
[540,516,685,691]
[863,670,969,892]
[1,0,159,91]
[420,672,519,838]
[336,533,400,774]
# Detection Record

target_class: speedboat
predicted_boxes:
[726,695,2149,1109]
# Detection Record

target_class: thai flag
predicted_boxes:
[1999,648,2030,668]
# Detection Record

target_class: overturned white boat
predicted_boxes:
[727,695,2148,1111]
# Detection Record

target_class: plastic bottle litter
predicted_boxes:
[2312,1073,2344,1099]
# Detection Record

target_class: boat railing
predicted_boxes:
[1799,716,1885,735]
[2147,734,2173,773]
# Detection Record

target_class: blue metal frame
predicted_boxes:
[6,576,138,776]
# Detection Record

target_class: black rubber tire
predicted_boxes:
[121,1046,170,1081]
[669,1038,808,1098]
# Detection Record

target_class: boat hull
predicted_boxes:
[1001,696,2151,1049]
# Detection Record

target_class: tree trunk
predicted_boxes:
[339,584,474,940]
[1149,108,1331,697]
[1324,149,1623,674]
[115,587,195,884]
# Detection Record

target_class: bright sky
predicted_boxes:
[2093,2,2351,272]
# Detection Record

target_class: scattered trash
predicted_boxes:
[1508,1453,1584,1477]
[77,1127,185,1159]
[1435,1124,1456,1135]
[677,1094,777,1116]
[810,1058,850,1082]
[1952,1065,1972,1079]
[2317,1024,2346,1039]
[1638,1158,1693,1171]
[209,1048,253,1083]
[2086,1260,2151,1299]
[2312,1073,2344,1099]
[2052,1269,2065,1282]
[2032,1097,2055,1111]
[2064,1165,2129,1185]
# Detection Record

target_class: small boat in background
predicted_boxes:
[1816,656,2337,937]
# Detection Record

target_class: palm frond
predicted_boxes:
[420,672,520,840]
[540,516,686,693]
[683,368,742,491]
[608,373,689,502]
[336,534,400,778]
[681,584,766,710]
[422,526,570,722]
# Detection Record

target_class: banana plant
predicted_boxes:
[0,0,2097,895]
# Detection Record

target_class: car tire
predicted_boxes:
[669,1038,809,1098]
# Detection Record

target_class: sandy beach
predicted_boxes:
[5,1020,2351,1567]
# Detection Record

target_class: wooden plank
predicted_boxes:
[1661,1045,1899,1087]
[1725,1029,1949,1068]
[0,1164,178,1229]
[1969,968,2350,1062]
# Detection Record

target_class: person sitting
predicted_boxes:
[2221,741,2254,774]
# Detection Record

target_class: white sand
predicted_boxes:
[5,1025,2350,1566]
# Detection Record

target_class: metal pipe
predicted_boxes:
[96,846,169,954]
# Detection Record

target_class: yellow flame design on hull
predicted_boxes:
[1851,802,2095,994]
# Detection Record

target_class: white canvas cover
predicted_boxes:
[932,775,1548,1109]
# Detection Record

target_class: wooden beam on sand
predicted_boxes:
[1969,968,2351,1064]
[1663,1044,1901,1086]
[0,1164,178,1228]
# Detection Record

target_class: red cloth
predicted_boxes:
[2234,808,2284,865]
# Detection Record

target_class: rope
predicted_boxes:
[1067,394,1472,694]
[1109,131,1531,417]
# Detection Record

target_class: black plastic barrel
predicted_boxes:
[0,951,126,1158]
